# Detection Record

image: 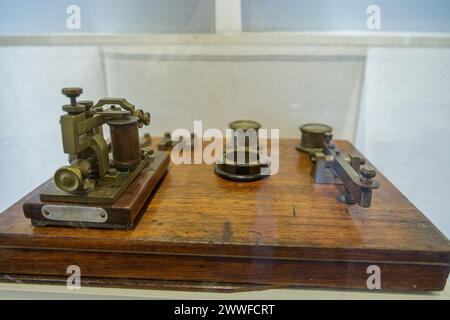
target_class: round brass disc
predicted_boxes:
[300,123,332,134]
[229,120,261,131]
[214,150,268,182]
[54,166,83,193]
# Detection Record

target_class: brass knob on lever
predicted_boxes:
[62,87,86,114]
[360,166,376,184]
[62,87,82,102]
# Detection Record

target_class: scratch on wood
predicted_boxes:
[223,221,233,242]
[292,205,297,217]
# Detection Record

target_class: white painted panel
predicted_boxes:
[242,0,450,33]
[0,0,215,35]
[215,0,242,33]
[103,47,364,140]
[356,47,450,237]
[0,46,105,212]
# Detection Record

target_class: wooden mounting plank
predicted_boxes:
[0,139,448,291]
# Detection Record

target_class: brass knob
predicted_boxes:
[62,87,82,97]
[62,87,86,114]
[142,111,151,126]
[135,109,151,127]
[54,166,83,193]
[54,159,92,193]
[360,166,376,183]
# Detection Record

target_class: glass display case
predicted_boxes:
[0,0,449,301]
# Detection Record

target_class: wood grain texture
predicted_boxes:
[0,139,449,291]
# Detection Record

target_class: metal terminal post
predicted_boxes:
[157,132,195,151]
[311,132,380,208]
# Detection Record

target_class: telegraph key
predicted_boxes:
[297,123,380,208]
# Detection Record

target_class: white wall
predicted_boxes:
[0,0,215,34]
[2,0,450,35]
[242,0,450,33]
[0,46,106,210]
[356,47,450,238]
[102,45,364,139]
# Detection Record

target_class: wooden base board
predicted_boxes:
[0,139,449,292]
[0,274,270,293]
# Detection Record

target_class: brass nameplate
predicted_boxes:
[41,205,108,223]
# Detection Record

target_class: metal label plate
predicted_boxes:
[41,205,108,223]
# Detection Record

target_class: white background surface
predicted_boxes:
[356,47,450,239]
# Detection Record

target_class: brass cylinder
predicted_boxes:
[296,123,332,154]
[229,120,261,152]
[54,159,93,193]
[215,120,267,182]
[108,117,141,170]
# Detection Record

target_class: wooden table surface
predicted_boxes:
[0,139,449,291]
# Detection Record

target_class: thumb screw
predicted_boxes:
[360,166,376,183]
[62,87,83,106]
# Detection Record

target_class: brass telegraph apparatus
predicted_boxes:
[44,87,151,202]
[23,87,169,229]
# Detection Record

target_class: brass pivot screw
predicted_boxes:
[360,166,376,184]
[78,100,94,110]
[136,109,151,127]
[62,87,86,114]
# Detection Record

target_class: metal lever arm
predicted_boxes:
[93,98,151,128]
[313,135,380,208]
[330,149,379,207]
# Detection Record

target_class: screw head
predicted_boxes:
[107,168,118,175]
[142,112,151,125]
[78,100,94,109]
[360,166,376,180]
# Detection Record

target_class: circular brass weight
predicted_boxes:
[215,120,269,182]
[296,123,332,154]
